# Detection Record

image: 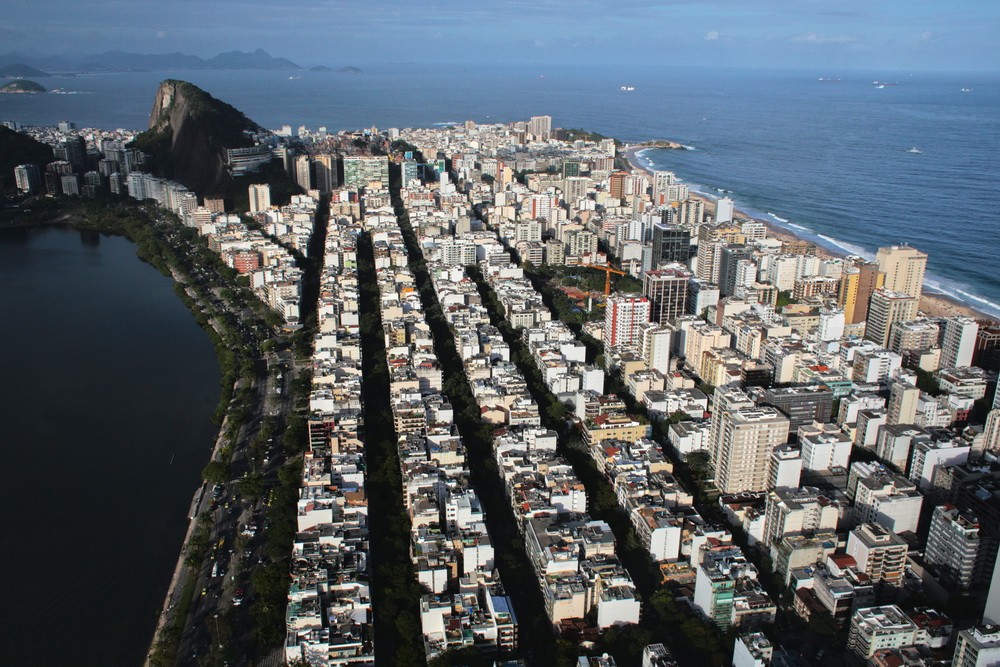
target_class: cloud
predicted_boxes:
[704,31,719,41]
[156,30,166,38]
[792,32,859,45]
[533,39,545,48]
[911,30,933,45]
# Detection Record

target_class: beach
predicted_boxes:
[625,146,996,323]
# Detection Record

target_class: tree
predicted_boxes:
[687,450,711,479]
[240,472,266,497]
[201,460,230,485]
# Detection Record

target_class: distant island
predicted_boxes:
[0,80,46,93]
[0,49,300,73]
[309,65,333,72]
[0,63,50,78]
[338,66,363,74]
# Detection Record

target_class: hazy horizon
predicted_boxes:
[2,0,998,73]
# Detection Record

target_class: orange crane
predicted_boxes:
[581,263,627,296]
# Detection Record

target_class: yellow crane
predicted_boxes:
[581,263,627,296]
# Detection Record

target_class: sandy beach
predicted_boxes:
[625,146,997,323]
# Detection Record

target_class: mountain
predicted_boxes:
[309,65,334,72]
[205,49,299,70]
[0,49,301,72]
[338,66,363,74]
[130,80,263,194]
[0,63,50,78]
[0,126,54,192]
[0,80,47,93]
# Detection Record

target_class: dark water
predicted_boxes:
[0,226,220,666]
[2,64,996,314]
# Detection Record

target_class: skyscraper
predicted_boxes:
[294,154,313,192]
[528,115,552,141]
[651,222,692,267]
[876,245,928,299]
[865,290,918,348]
[718,245,754,297]
[714,406,790,494]
[63,135,87,173]
[924,504,998,593]
[839,261,885,325]
[715,197,734,224]
[313,154,337,194]
[708,387,755,469]
[942,317,979,368]
[603,294,651,351]
[643,266,691,324]
[651,170,675,205]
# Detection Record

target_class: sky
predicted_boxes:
[2,0,999,71]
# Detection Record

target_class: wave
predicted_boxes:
[432,121,459,126]
[682,144,697,151]
[788,223,808,231]
[816,234,872,258]
[768,212,789,223]
[955,289,1000,316]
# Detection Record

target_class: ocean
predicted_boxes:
[2,64,998,315]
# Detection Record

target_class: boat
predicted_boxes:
[961,87,973,92]
[288,76,301,80]
[907,147,922,154]
[620,85,635,91]
[873,80,898,87]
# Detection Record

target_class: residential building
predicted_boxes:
[865,290,918,348]
[714,407,791,494]
[846,523,908,586]
[603,295,651,351]
[954,625,1000,667]
[924,504,997,593]
[839,261,885,325]
[847,605,919,663]
[249,183,271,213]
[876,245,927,300]
[342,155,389,188]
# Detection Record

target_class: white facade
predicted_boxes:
[941,317,978,369]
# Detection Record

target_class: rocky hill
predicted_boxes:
[130,80,263,194]
[0,126,54,192]
[0,80,46,93]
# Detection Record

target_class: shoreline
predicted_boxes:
[625,146,997,324]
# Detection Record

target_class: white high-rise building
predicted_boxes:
[641,323,673,374]
[942,317,979,368]
[249,183,271,214]
[715,197,734,224]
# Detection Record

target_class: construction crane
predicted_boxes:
[581,263,627,296]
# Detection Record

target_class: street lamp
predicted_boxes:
[214,613,222,649]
